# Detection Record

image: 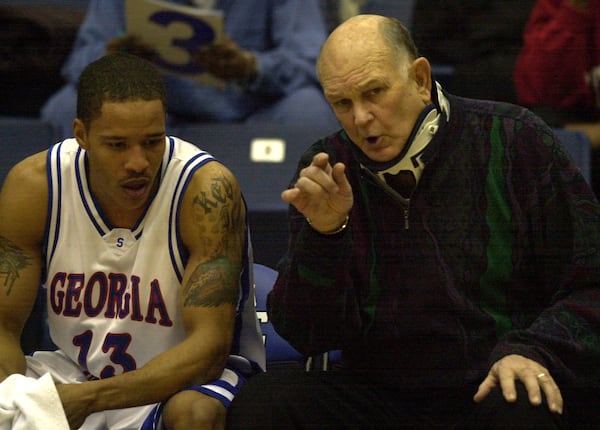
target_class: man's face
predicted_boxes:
[74,99,166,225]
[320,36,431,163]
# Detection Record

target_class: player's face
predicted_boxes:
[74,99,167,227]
[320,40,432,163]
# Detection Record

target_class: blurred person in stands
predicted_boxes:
[412,0,535,104]
[41,0,337,139]
[514,0,600,192]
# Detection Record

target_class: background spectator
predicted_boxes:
[514,0,600,192]
[41,0,337,138]
[412,0,535,103]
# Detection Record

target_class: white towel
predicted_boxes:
[0,372,69,430]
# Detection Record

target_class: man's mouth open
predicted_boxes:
[122,180,149,199]
[366,136,382,145]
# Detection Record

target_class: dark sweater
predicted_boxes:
[268,93,600,390]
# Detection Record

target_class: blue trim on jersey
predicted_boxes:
[140,403,163,430]
[74,137,177,237]
[75,149,106,236]
[231,209,253,357]
[46,142,65,270]
[139,367,247,429]
[168,151,216,281]
[193,387,232,408]
[165,137,176,175]
[184,368,246,408]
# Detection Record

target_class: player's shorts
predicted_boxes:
[26,350,246,430]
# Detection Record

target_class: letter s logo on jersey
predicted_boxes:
[116,237,125,248]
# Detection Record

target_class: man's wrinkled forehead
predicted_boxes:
[318,41,397,90]
[318,19,387,79]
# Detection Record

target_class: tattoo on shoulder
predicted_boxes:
[183,258,239,308]
[0,235,32,295]
[193,174,242,222]
[191,174,244,254]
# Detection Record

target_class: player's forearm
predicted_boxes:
[60,333,230,415]
[0,334,27,381]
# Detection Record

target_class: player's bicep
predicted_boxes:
[0,234,41,334]
[0,153,47,332]
[179,162,246,316]
[181,257,240,309]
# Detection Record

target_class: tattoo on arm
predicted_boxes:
[0,235,32,296]
[191,173,244,257]
[183,258,239,307]
[184,173,244,308]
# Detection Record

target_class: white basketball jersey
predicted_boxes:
[43,137,265,379]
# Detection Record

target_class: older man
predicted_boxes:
[227,14,600,430]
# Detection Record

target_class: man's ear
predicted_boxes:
[411,57,433,102]
[73,118,88,149]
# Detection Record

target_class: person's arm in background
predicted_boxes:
[221,0,327,98]
[59,0,126,84]
[514,0,596,113]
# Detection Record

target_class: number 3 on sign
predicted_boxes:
[125,0,225,85]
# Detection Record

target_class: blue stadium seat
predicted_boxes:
[0,117,54,184]
[252,263,305,368]
[0,117,55,186]
[177,122,338,268]
[553,128,592,185]
[176,122,336,212]
[253,263,340,370]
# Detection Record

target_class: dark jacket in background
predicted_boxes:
[412,0,535,103]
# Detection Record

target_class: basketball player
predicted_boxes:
[0,52,265,429]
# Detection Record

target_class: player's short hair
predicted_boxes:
[76,52,167,127]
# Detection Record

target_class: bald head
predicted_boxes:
[315,14,432,164]
[317,15,418,82]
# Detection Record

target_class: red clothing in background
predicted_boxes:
[514,0,600,118]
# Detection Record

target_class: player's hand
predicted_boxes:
[56,383,93,429]
[106,35,158,62]
[473,354,563,414]
[194,37,257,82]
[282,152,354,234]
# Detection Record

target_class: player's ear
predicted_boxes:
[73,118,88,150]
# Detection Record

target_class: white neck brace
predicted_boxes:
[376,82,450,184]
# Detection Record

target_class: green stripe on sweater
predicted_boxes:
[480,117,513,338]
